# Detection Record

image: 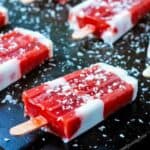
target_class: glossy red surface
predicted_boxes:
[23,64,134,140]
[0,12,6,27]
[130,0,150,24]
[70,0,150,37]
[0,30,50,75]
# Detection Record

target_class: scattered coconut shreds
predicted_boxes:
[98,125,106,132]
[114,118,120,122]
[42,137,46,141]
[1,95,17,105]
[143,66,150,78]
[119,133,125,138]
[138,118,144,124]
[102,134,107,138]
[4,138,10,142]
[72,143,78,147]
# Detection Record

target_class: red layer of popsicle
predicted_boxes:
[0,28,53,91]
[23,63,138,142]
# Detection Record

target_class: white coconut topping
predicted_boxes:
[97,63,138,101]
[14,28,53,57]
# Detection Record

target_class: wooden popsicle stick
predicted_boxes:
[10,116,48,136]
[72,24,95,39]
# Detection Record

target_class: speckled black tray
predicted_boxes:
[0,0,150,150]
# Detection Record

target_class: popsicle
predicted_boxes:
[0,27,53,91]
[0,6,8,27]
[10,63,138,142]
[69,0,150,44]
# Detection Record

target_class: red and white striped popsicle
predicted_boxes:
[10,63,138,142]
[69,0,150,45]
[0,28,53,91]
[0,6,8,27]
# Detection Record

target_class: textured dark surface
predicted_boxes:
[0,0,150,150]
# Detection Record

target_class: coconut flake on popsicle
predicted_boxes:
[0,27,53,91]
[10,63,138,142]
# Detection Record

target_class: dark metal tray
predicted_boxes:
[0,0,150,150]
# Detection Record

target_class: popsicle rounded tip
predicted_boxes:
[72,24,95,40]
[72,31,83,40]
[9,123,34,136]
[10,127,22,136]
[143,66,150,78]
[9,116,48,136]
